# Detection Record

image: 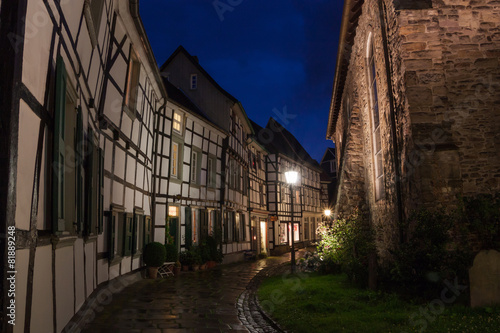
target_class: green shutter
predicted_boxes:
[223,212,228,243]
[98,148,104,233]
[185,207,192,249]
[242,214,246,242]
[169,217,178,250]
[144,216,151,246]
[53,56,67,233]
[109,214,116,260]
[76,107,84,233]
[131,215,138,255]
[123,215,133,256]
[85,128,95,236]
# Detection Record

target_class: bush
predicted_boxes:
[462,194,500,250]
[143,242,166,267]
[198,241,211,263]
[316,210,375,287]
[179,251,189,266]
[164,243,178,262]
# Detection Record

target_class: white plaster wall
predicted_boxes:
[109,264,120,280]
[30,245,53,333]
[112,181,124,205]
[13,249,29,333]
[154,228,165,244]
[55,247,75,333]
[22,0,52,104]
[85,242,96,295]
[74,239,85,311]
[121,257,131,275]
[16,101,40,231]
[37,128,47,230]
[97,259,109,285]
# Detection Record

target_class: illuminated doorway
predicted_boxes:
[260,220,267,254]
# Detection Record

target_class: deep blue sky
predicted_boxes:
[140,0,343,162]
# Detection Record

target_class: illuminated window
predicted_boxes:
[168,206,179,217]
[190,74,197,90]
[171,142,179,178]
[367,36,384,201]
[173,112,182,133]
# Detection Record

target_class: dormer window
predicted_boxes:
[173,111,182,134]
[190,74,197,90]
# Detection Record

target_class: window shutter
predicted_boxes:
[223,212,228,243]
[76,107,84,233]
[144,216,151,246]
[169,217,178,249]
[109,214,116,260]
[85,128,95,236]
[131,215,138,255]
[123,214,133,256]
[242,214,246,242]
[98,148,104,233]
[185,207,192,249]
[53,56,67,233]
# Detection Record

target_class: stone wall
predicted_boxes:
[332,0,500,259]
[397,0,500,208]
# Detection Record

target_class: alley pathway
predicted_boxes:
[79,254,296,332]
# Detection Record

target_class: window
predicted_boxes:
[173,111,182,134]
[367,36,384,201]
[207,157,216,188]
[84,0,105,48]
[234,213,240,242]
[190,74,197,90]
[53,56,85,234]
[171,142,179,178]
[123,47,141,120]
[84,128,104,236]
[190,150,201,184]
[191,151,198,183]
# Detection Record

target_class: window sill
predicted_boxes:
[52,235,78,249]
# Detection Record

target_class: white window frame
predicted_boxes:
[190,74,197,90]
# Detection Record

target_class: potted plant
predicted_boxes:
[174,260,181,275]
[143,242,166,279]
[179,251,190,271]
[199,242,211,270]
[205,236,219,269]
[189,246,202,271]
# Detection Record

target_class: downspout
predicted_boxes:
[378,0,404,242]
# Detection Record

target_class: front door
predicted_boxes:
[168,217,179,250]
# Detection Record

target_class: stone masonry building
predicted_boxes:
[327,0,500,258]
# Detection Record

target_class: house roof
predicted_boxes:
[252,117,322,172]
[321,147,336,164]
[163,78,226,134]
[160,45,254,135]
[326,0,364,140]
[160,45,239,104]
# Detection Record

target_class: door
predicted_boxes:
[168,217,179,250]
[260,220,267,254]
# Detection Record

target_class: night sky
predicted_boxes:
[140,0,343,162]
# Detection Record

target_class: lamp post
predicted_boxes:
[285,170,298,274]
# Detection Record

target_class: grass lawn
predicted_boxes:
[257,273,500,333]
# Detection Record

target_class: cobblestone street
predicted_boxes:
[80,253,300,332]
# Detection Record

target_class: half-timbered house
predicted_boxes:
[247,121,270,255]
[153,78,226,251]
[0,1,165,332]
[252,118,323,255]
[160,46,254,263]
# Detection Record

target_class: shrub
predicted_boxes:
[317,210,375,286]
[143,242,166,267]
[462,194,500,250]
[164,243,178,262]
[179,251,189,266]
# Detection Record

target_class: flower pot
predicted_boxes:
[207,261,216,269]
[147,267,159,279]
[182,265,189,272]
[200,263,207,270]
[191,265,200,271]
[173,266,181,275]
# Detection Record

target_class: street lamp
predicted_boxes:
[285,170,299,273]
